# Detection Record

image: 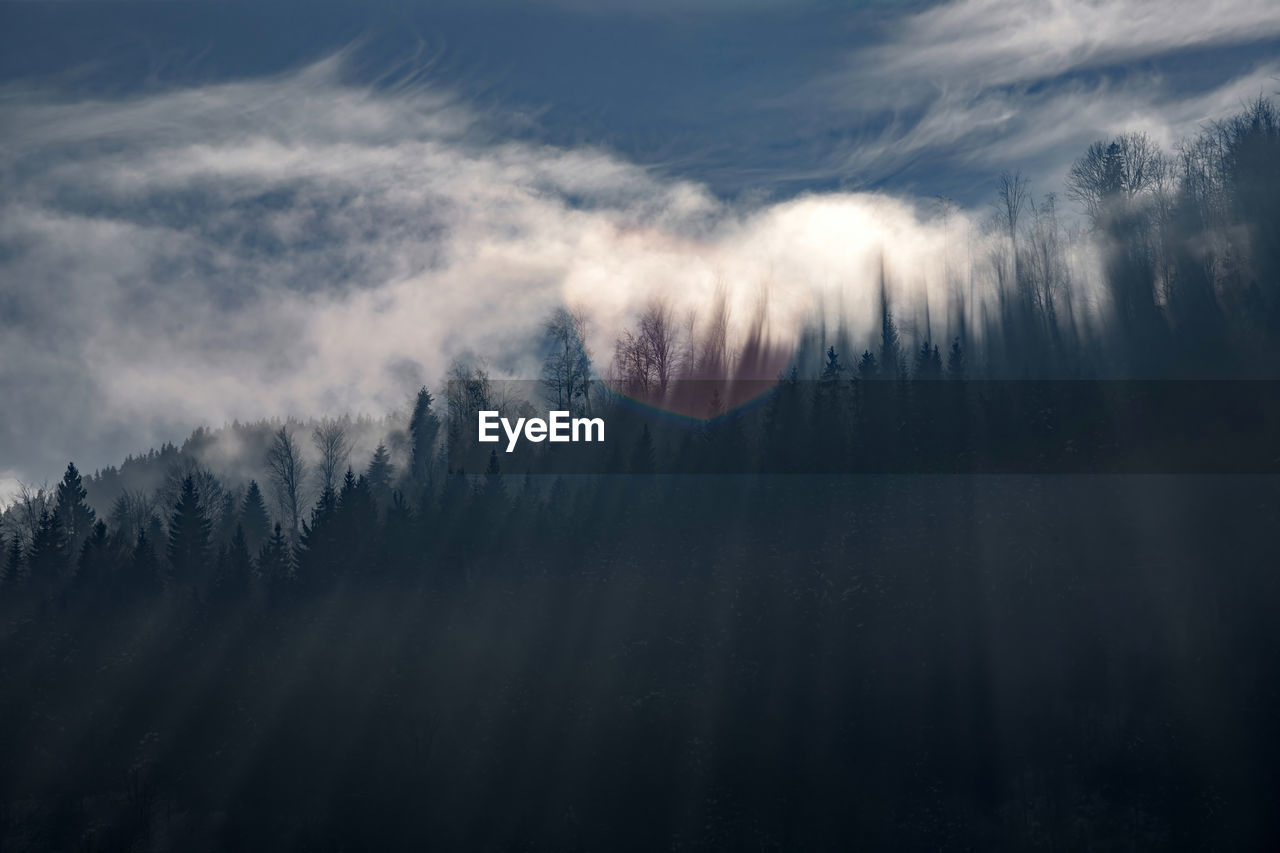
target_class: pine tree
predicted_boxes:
[167,475,212,587]
[240,480,271,555]
[55,462,96,555]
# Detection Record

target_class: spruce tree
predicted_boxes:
[296,486,338,587]
[258,523,292,589]
[5,534,23,587]
[55,462,96,555]
[409,387,441,488]
[858,350,879,380]
[167,475,212,587]
[914,340,943,379]
[820,346,845,381]
[335,470,379,574]
[28,507,68,588]
[240,480,271,555]
[947,339,967,380]
[365,443,395,509]
[0,531,10,587]
[128,529,160,595]
[76,520,111,592]
[217,524,253,601]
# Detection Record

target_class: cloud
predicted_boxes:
[0,55,975,489]
[795,0,1280,193]
[877,0,1280,90]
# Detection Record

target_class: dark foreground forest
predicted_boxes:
[1,101,1279,850]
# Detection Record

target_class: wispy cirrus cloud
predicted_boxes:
[801,0,1280,193]
[877,0,1280,90]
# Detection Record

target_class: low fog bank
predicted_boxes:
[2,55,1278,498]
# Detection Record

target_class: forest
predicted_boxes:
[0,99,1278,850]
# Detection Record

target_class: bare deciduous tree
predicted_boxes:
[312,418,353,494]
[4,481,51,546]
[541,307,594,416]
[993,170,1031,298]
[109,489,160,541]
[266,426,306,538]
[612,300,682,399]
[1067,132,1166,226]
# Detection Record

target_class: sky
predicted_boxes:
[1,0,1279,496]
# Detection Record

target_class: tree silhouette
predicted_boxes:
[365,443,395,510]
[0,531,15,587]
[257,523,292,589]
[409,387,441,489]
[947,339,967,380]
[240,480,271,555]
[27,507,67,589]
[75,519,112,593]
[167,475,212,588]
[55,462,96,555]
[215,524,253,602]
[820,346,845,382]
[630,425,656,474]
[266,427,307,539]
[126,528,160,595]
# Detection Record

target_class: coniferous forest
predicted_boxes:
[2,95,1280,850]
